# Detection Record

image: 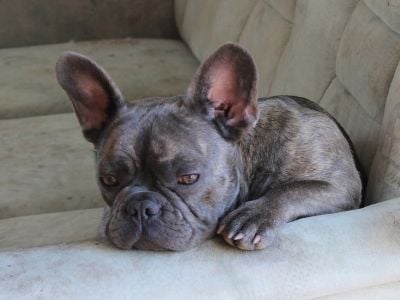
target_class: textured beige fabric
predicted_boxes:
[0,113,101,219]
[0,198,399,299]
[336,1,400,123]
[269,0,358,102]
[0,38,198,119]
[265,0,296,22]
[319,281,400,300]
[180,0,256,60]
[0,0,178,48]
[320,78,381,173]
[0,208,102,251]
[363,0,400,34]
[239,0,294,96]
[174,0,188,35]
[367,60,400,204]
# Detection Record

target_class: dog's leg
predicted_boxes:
[217,180,357,250]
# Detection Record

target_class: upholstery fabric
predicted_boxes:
[0,113,101,219]
[0,38,198,119]
[320,281,400,300]
[367,59,400,204]
[0,208,102,251]
[238,0,294,96]
[174,0,188,34]
[264,0,296,22]
[0,0,179,48]
[0,198,399,299]
[179,0,256,60]
[320,78,381,173]
[363,0,400,34]
[336,1,400,123]
[269,0,358,101]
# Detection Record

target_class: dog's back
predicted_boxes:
[241,95,363,209]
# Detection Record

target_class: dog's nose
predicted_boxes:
[126,199,161,220]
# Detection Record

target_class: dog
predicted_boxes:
[55,43,363,251]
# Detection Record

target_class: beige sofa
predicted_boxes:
[1,0,400,298]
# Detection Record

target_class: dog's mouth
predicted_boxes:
[105,207,197,251]
[103,185,217,251]
[104,193,200,251]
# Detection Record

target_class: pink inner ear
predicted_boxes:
[76,75,109,130]
[207,61,256,127]
[207,62,246,107]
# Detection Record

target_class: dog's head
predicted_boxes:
[56,43,259,250]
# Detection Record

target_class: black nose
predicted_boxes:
[126,199,161,220]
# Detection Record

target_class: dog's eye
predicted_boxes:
[178,174,200,185]
[100,175,119,187]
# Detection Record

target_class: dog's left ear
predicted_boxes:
[187,43,258,139]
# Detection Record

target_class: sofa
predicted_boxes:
[1,0,400,298]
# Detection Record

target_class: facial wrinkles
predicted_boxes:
[152,184,198,241]
[101,106,237,249]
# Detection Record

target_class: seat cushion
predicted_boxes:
[0,113,101,219]
[0,208,102,251]
[0,198,399,299]
[0,38,198,119]
[366,38,400,204]
[320,281,400,299]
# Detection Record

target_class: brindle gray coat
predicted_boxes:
[56,43,363,251]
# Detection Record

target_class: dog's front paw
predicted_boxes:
[217,200,278,250]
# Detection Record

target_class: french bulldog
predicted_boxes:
[55,43,363,251]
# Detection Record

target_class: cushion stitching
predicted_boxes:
[261,0,294,24]
[363,0,400,35]
[236,0,261,42]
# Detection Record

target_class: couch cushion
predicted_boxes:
[0,208,102,251]
[238,0,294,96]
[336,1,400,123]
[320,78,381,172]
[367,58,400,204]
[269,0,358,101]
[363,0,400,34]
[265,0,296,22]
[179,0,257,60]
[0,198,399,299]
[0,113,101,219]
[321,0,400,177]
[0,0,179,49]
[0,38,198,119]
[320,281,400,300]
[174,0,188,33]
[177,0,298,92]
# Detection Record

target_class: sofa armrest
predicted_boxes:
[0,0,178,49]
[1,198,400,299]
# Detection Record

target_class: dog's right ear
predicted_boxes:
[56,52,126,144]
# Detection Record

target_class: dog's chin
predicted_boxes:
[108,234,197,251]
[132,239,175,251]
[106,222,201,251]
[107,236,165,251]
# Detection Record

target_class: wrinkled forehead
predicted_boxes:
[98,107,214,165]
[150,117,212,161]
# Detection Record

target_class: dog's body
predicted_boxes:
[56,44,362,251]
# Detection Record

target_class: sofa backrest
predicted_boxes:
[0,0,178,49]
[175,0,400,205]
